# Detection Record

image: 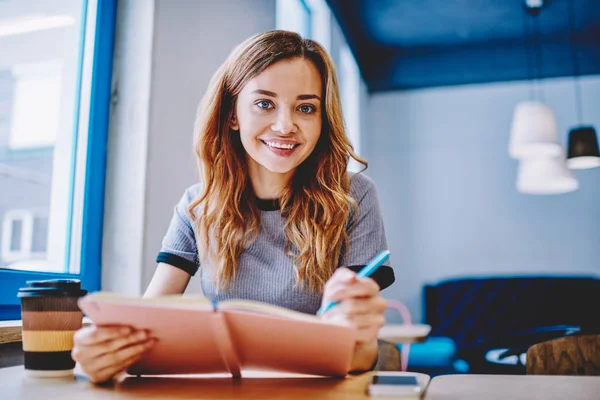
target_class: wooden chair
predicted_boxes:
[526,334,600,376]
[0,342,24,369]
[373,339,402,371]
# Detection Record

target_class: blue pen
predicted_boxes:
[317,249,391,316]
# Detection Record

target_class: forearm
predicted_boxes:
[144,263,190,297]
[349,339,379,373]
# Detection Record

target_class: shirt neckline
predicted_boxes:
[254,197,281,211]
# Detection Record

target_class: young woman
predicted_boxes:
[72,30,395,383]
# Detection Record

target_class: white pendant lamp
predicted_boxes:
[516,156,578,195]
[509,101,563,159]
[510,2,565,160]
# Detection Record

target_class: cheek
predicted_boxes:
[238,131,260,155]
[237,119,258,142]
[238,112,269,141]
[304,120,322,147]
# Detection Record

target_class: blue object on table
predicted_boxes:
[396,336,460,376]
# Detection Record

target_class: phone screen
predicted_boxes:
[372,375,419,386]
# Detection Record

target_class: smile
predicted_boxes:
[260,140,301,157]
[261,140,300,150]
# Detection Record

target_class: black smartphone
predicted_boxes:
[368,373,422,397]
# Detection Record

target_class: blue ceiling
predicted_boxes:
[325,0,600,92]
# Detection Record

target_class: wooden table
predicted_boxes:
[424,374,600,400]
[0,366,373,399]
[2,366,600,399]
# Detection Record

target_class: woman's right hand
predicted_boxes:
[71,324,156,383]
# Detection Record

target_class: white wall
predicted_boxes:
[366,76,600,323]
[103,0,276,295]
[101,0,154,295]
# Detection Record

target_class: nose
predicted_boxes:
[271,108,297,135]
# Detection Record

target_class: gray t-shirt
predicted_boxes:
[156,173,394,315]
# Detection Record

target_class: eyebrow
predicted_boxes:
[251,89,321,101]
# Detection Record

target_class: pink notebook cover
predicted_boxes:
[78,295,357,377]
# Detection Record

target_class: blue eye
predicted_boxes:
[298,104,316,114]
[256,100,273,110]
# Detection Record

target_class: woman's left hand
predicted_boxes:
[320,267,387,344]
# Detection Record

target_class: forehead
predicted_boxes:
[242,58,322,97]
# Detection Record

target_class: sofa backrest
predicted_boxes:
[423,276,600,351]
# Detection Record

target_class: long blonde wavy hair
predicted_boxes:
[190,30,367,293]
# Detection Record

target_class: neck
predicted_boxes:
[248,162,293,200]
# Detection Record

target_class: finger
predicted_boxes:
[87,352,144,384]
[74,325,132,346]
[79,330,151,360]
[323,272,368,299]
[321,281,350,303]
[355,327,381,344]
[324,268,357,290]
[85,339,156,373]
[340,297,387,316]
[327,278,380,302]
[347,313,386,330]
[351,318,385,344]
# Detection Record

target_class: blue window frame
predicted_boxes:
[0,0,117,320]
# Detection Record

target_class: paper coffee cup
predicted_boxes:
[18,279,87,377]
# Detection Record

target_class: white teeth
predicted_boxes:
[265,141,296,150]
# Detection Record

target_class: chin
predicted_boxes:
[263,162,297,174]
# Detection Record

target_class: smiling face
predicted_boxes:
[233,57,323,185]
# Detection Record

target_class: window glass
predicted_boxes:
[0,0,86,273]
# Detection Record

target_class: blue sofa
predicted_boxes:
[400,276,600,375]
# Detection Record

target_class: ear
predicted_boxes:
[231,114,239,131]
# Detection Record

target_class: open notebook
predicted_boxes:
[78,293,357,378]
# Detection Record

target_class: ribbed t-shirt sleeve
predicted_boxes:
[340,174,395,290]
[156,187,199,276]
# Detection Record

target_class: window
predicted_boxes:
[276,0,312,38]
[0,0,117,320]
[9,60,63,149]
[303,0,331,53]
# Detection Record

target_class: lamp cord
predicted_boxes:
[568,0,584,125]
[533,16,545,102]
[523,8,535,100]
